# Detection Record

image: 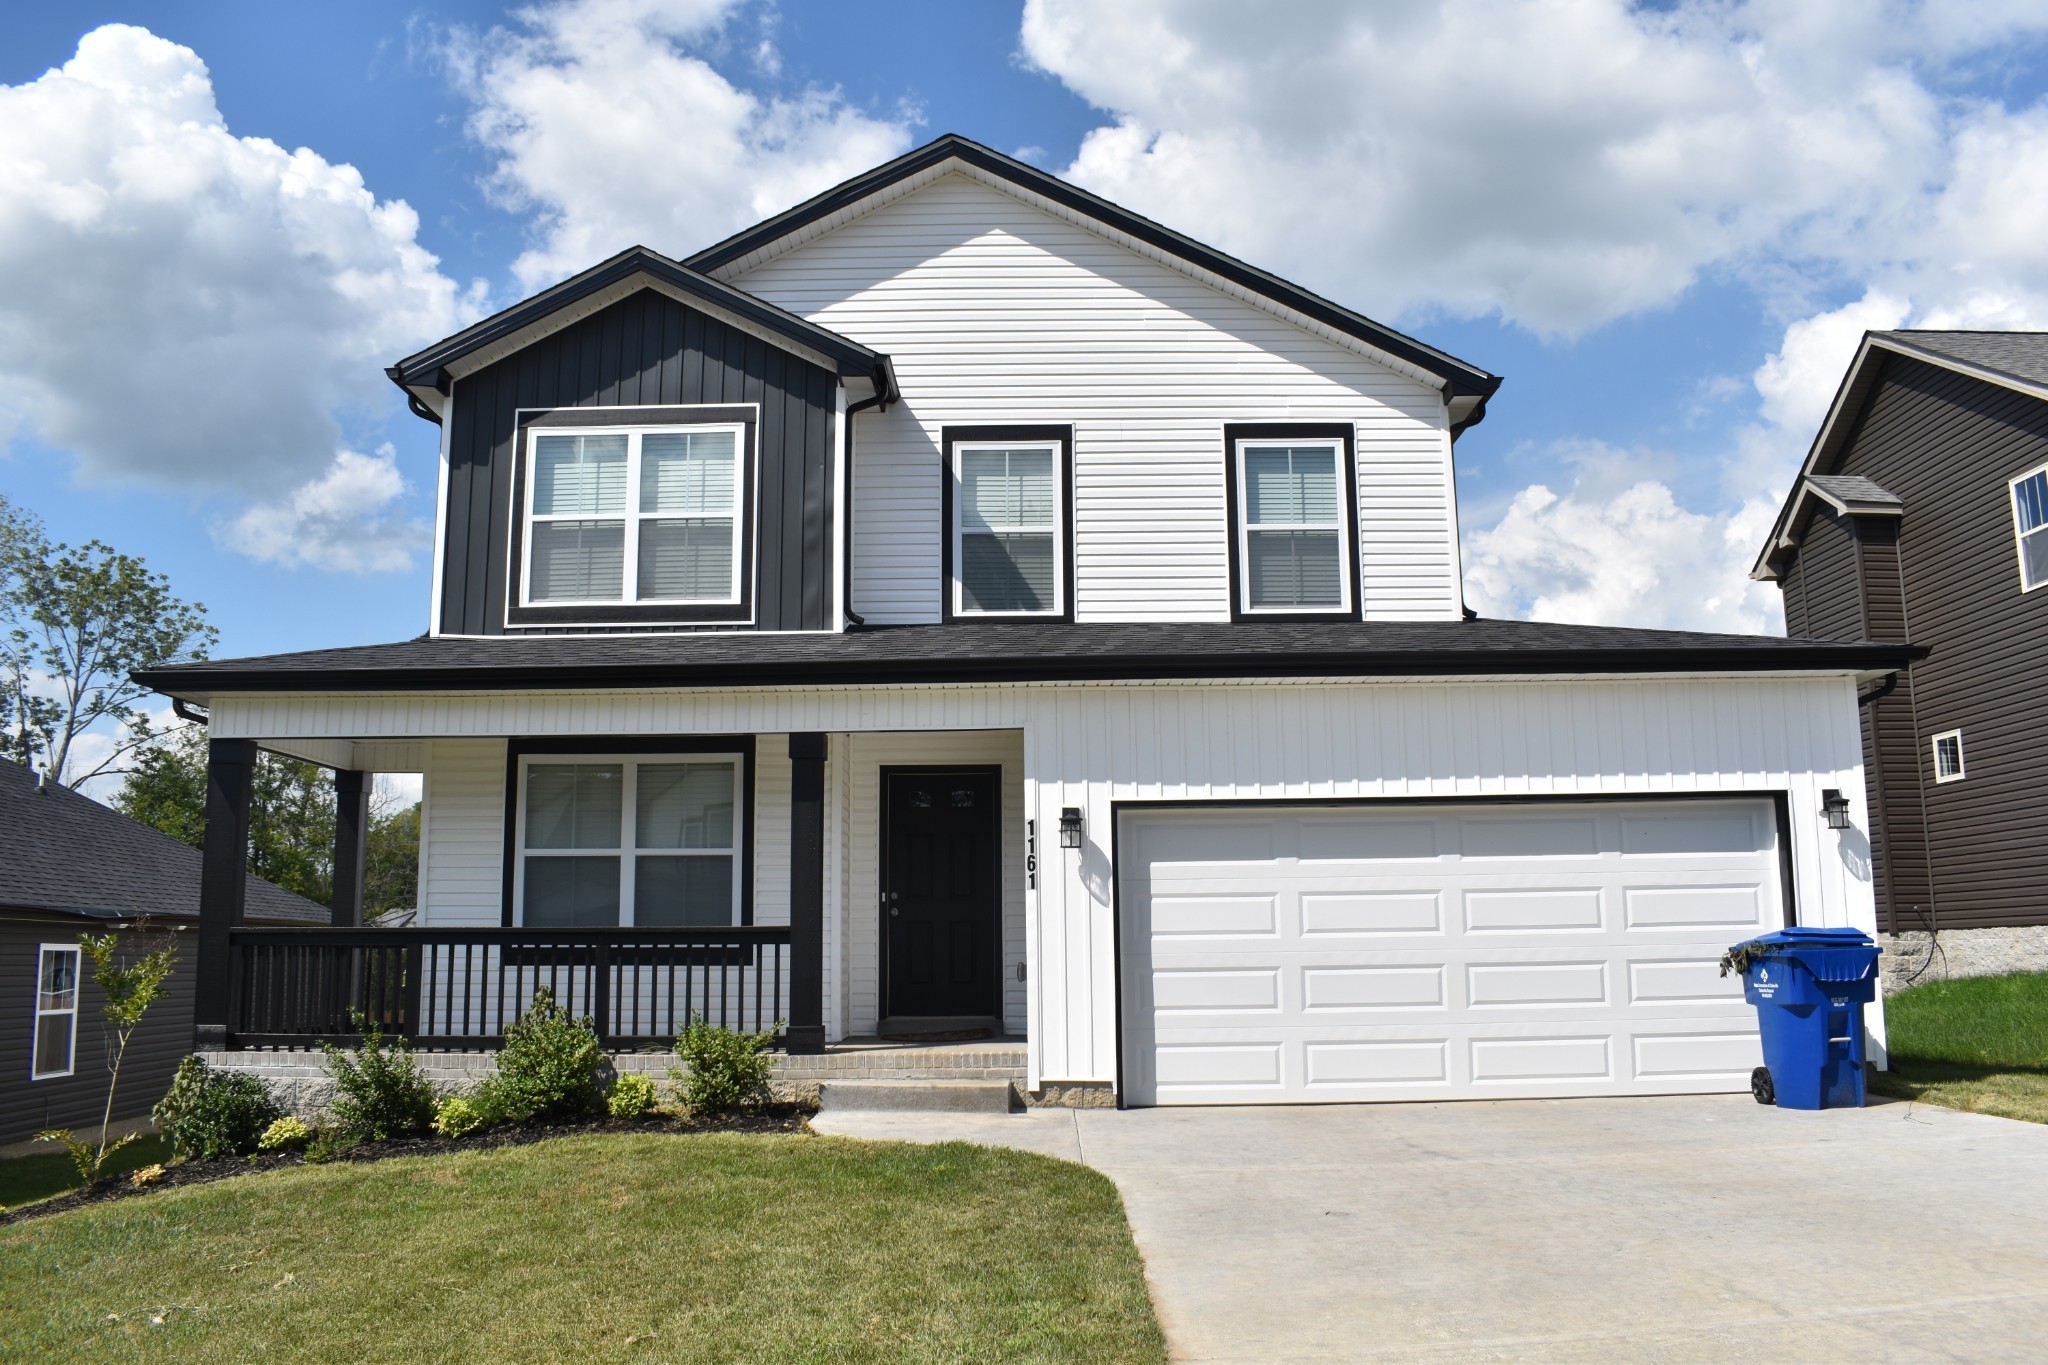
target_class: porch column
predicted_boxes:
[786,732,827,1054]
[331,768,370,927]
[195,737,257,1050]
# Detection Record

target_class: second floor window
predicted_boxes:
[944,426,1072,619]
[1226,425,1358,617]
[523,424,743,607]
[2012,465,2048,591]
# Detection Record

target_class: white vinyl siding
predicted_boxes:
[32,944,80,1080]
[725,172,1460,624]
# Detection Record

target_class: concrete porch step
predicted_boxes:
[816,1079,1019,1114]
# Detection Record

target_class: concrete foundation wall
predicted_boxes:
[1878,925,2048,992]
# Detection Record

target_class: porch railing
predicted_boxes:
[224,926,791,1050]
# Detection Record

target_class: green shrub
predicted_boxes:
[152,1056,284,1160]
[434,1096,485,1139]
[608,1071,659,1119]
[473,989,604,1124]
[321,1013,437,1142]
[257,1116,312,1151]
[672,1015,777,1113]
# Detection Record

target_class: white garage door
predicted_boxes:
[1119,799,1785,1106]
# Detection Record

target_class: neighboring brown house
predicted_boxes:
[1753,330,2048,985]
[2,759,326,1146]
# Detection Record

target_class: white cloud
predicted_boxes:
[0,25,477,495]
[217,445,428,573]
[441,0,918,289]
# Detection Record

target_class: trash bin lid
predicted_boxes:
[1750,927,1876,948]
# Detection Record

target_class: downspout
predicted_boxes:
[841,365,894,629]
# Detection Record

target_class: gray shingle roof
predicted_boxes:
[1877,330,2048,391]
[136,619,1919,697]
[1804,474,1902,511]
[0,759,328,924]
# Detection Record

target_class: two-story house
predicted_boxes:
[141,136,1910,1108]
[1754,330,2048,988]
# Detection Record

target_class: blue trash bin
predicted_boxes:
[1730,927,1882,1109]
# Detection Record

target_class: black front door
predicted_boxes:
[883,768,1000,1019]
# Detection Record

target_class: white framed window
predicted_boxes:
[1230,434,1354,614]
[1932,729,1966,783]
[31,944,79,1080]
[2012,465,2048,591]
[520,423,745,608]
[948,434,1066,617]
[513,755,743,927]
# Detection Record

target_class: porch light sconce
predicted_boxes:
[1820,788,1852,830]
[1059,807,1084,849]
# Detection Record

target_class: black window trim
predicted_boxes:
[499,735,758,927]
[504,404,761,629]
[1222,421,1362,623]
[939,424,1076,624]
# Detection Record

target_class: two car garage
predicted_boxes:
[1117,797,1789,1106]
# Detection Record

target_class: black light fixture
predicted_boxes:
[1059,806,1084,849]
[1820,788,1852,830]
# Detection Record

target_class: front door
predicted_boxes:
[882,768,1000,1019]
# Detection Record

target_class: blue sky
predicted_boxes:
[7,0,2048,666]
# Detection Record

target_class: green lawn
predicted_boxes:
[0,1133,173,1211]
[1872,971,2048,1124]
[0,1132,1165,1364]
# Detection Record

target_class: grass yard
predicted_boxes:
[0,1134,173,1211]
[0,1131,1165,1364]
[1871,971,2048,1124]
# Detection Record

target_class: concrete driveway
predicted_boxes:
[812,1096,2048,1361]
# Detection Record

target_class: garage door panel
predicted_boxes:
[1121,798,1785,1106]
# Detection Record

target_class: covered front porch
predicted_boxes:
[192,726,1030,1060]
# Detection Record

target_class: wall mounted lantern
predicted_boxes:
[1059,806,1084,849]
[1820,789,1852,830]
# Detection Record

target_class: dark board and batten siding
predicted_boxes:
[441,290,839,635]
[1781,352,2048,931]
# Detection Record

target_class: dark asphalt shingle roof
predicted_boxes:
[136,620,1919,696]
[1877,330,2048,391]
[0,759,328,924]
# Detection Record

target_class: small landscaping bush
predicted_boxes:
[434,1096,485,1139]
[607,1071,659,1119]
[673,1015,777,1113]
[322,1014,438,1142]
[152,1056,284,1160]
[473,989,604,1124]
[258,1116,312,1152]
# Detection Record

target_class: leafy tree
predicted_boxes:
[0,493,217,786]
[364,800,421,918]
[38,927,178,1184]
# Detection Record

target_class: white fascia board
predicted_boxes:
[440,272,845,384]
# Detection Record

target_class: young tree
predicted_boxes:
[0,493,217,787]
[38,927,178,1184]
[364,799,421,918]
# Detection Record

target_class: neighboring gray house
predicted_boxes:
[139,136,1912,1107]
[2,759,324,1146]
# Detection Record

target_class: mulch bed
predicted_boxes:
[0,1104,813,1228]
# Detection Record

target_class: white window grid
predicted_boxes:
[512,754,745,927]
[1932,729,1966,783]
[2011,464,2048,592]
[950,439,1064,617]
[519,423,746,608]
[31,943,80,1080]
[1234,437,1354,614]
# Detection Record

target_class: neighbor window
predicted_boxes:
[2012,465,2048,591]
[946,428,1069,618]
[31,944,79,1080]
[522,424,744,607]
[1229,431,1355,614]
[516,756,742,927]
[1932,729,1966,783]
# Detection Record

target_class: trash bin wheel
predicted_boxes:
[1750,1066,1776,1106]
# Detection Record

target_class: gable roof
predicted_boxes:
[1753,329,2048,580]
[0,759,328,925]
[386,245,894,412]
[685,133,1502,420]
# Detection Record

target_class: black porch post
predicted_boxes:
[331,768,369,927]
[786,732,827,1054]
[195,738,257,1050]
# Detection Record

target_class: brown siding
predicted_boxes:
[1783,352,2048,931]
[440,290,840,636]
[2,917,197,1146]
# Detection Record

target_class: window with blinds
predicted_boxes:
[522,424,743,607]
[952,439,1063,615]
[1232,436,1354,614]
[517,756,743,927]
[2012,465,2048,591]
